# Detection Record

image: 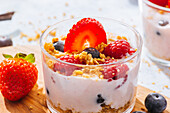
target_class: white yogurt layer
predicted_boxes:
[143,9,170,60]
[43,62,140,113]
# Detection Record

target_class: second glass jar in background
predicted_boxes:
[139,0,170,66]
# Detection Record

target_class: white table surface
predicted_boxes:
[0,0,170,98]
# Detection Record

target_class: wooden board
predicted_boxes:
[0,46,169,113]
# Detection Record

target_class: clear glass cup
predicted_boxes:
[139,0,170,66]
[40,18,143,113]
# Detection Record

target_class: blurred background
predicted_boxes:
[0,0,140,46]
[0,0,170,97]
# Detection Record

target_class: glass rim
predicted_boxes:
[143,0,170,12]
[40,17,143,66]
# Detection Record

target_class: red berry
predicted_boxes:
[148,0,168,7]
[64,18,107,53]
[103,64,129,79]
[53,55,81,76]
[59,55,80,64]
[168,0,170,7]
[0,58,38,101]
[103,39,131,59]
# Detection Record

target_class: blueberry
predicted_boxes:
[46,88,49,95]
[0,36,13,47]
[132,111,146,113]
[145,93,167,113]
[96,94,105,104]
[156,31,161,36]
[53,41,64,52]
[158,20,169,26]
[83,47,100,58]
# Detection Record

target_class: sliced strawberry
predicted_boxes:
[64,18,107,53]
[148,0,168,7]
[168,0,170,7]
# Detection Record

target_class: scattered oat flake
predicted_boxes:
[98,8,102,11]
[70,15,74,19]
[142,59,150,67]
[35,31,40,39]
[48,17,51,19]
[53,16,57,19]
[158,10,164,15]
[164,85,168,89]
[20,32,28,38]
[65,2,69,6]
[28,21,32,25]
[129,60,134,63]
[132,25,136,28]
[27,37,33,42]
[63,13,66,16]
[147,16,153,20]
[158,68,163,73]
[49,30,56,36]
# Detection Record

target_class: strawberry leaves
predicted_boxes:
[2,54,13,58]
[14,53,27,59]
[24,54,35,63]
[2,53,35,63]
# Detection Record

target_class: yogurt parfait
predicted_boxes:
[139,0,170,66]
[40,18,142,113]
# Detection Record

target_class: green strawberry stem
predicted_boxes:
[2,53,35,63]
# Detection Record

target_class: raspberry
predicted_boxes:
[102,63,129,88]
[103,66,117,79]
[102,63,129,79]
[53,55,81,76]
[59,55,81,64]
[103,39,131,59]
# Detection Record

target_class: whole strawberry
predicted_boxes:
[0,53,38,101]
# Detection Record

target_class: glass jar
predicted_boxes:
[40,18,143,113]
